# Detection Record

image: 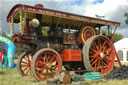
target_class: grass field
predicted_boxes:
[0,69,47,85]
[0,62,128,85]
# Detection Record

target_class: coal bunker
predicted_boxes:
[104,65,128,80]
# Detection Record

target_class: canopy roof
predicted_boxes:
[114,38,128,49]
[7,4,120,29]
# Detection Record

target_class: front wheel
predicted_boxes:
[31,48,62,81]
[17,52,32,76]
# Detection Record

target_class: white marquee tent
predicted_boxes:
[114,38,128,62]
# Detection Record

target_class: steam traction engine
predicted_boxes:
[7,4,120,81]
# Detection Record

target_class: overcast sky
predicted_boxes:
[0,0,128,37]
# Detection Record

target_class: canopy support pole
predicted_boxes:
[10,17,14,37]
[108,25,110,36]
[99,26,101,35]
[19,10,26,35]
[112,27,117,36]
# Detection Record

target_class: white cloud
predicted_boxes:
[54,0,128,37]
[0,0,128,37]
[82,0,128,37]
[84,0,128,18]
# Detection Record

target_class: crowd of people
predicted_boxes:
[0,46,7,69]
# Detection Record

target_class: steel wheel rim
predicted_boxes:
[19,52,32,76]
[34,50,61,81]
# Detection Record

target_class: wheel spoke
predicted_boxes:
[47,70,51,78]
[50,71,55,78]
[21,61,28,64]
[22,66,28,71]
[101,60,104,70]
[37,66,46,76]
[52,65,57,67]
[51,65,58,70]
[103,57,111,63]
[97,60,100,71]
[39,66,46,72]
[103,46,107,53]
[89,56,96,58]
[47,55,51,61]
[97,60,103,72]
[100,64,103,72]
[26,68,30,75]
[92,59,98,65]
[94,62,98,71]
[89,51,94,55]
[92,54,97,58]
[94,42,99,50]
[90,58,95,63]
[35,61,46,68]
[43,69,49,78]
[44,54,48,63]
[52,60,57,64]
[97,39,101,50]
[39,61,47,65]
[43,72,47,79]
[103,62,109,68]
[27,55,31,62]
[90,48,97,53]
[24,57,30,62]
[101,41,107,49]
[99,41,102,51]
[50,56,55,64]
[21,64,28,67]
[105,48,112,53]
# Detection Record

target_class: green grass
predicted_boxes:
[0,69,47,85]
[0,62,128,85]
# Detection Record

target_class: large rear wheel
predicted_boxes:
[31,48,62,81]
[82,35,115,74]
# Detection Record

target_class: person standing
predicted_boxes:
[9,54,13,68]
[0,51,4,69]
[3,49,7,69]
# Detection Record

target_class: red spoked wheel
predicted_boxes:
[31,48,62,81]
[17,52,32,76]
[82,35,115,74]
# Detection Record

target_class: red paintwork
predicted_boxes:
[13,37,31,45]
[20,52,32,76]
[111,36,114,41]
[61,49,81,61]
[88,37,115,74]
[34,50,61,81]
